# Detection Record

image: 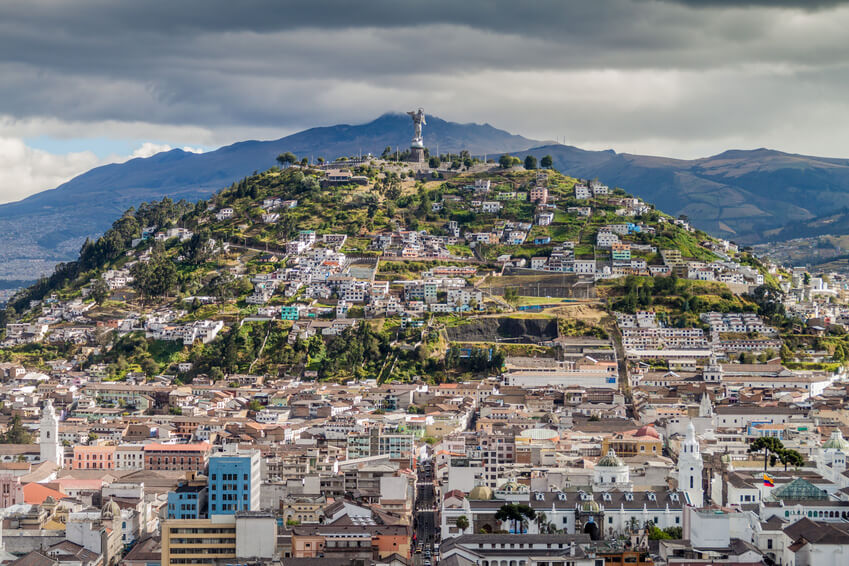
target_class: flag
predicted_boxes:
[763,473,774,487]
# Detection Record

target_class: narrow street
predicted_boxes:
[607,322,634,417]
[415,461,437,565]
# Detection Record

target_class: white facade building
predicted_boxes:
[40,399,63,467]
[678,421,704,507]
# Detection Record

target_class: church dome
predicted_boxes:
[497,479,527,493]
[102,499,120,519]
[469,485,493,500]
[823,430,849,450]
[597,449,624,467]
[580,500,601,513]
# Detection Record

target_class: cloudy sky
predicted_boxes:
[1,0,848,203]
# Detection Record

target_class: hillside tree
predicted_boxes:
[499,154,515,169]
[1,416,33,444]
[276,152,297,167]
[130,255,178,300]
[89,278,110,304]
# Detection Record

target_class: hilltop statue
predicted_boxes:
[407,108,426,148]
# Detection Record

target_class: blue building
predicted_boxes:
[208,448,261,515]
[167,476,208,519]
[280,305,300,320]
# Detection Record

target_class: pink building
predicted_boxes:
[530,186,548,204]
[72,445,116,470]
[0,473,24,507]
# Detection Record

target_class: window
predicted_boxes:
[767,539,773,549]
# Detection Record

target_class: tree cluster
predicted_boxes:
[319,322,391,379]
[130,253,178,300]
[4,198,189,315]
[445,346,505,373]
[0,416,33,444]
[498,154,522,169]
[748,437,805,470]
[495,503,536,534]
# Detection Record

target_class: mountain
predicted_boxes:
[4,164,757,380]
[0,113,539,283]
[3,111,849,285]
[524,145,849,244]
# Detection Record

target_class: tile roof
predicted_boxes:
[22,483,66,505]
[785,518,849,546]
[143,442,210,452]
[8,551,57,566]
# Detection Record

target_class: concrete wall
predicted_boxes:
[235,515,277,559]
[447,465,483,493]
[2,531,66,555]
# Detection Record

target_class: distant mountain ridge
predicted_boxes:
[523,144,849,243]
[1,112,848,284]
[0,113,539,283]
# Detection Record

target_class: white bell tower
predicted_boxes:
[703,353,722,383]
[678,421,703,507]
[40,399,63,467]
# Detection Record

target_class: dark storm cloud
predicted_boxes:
[0,0,847,157]
[663,0,849,8]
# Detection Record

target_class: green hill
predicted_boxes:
[0,159,769,382]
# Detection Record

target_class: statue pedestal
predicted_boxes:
[408,146,425,163]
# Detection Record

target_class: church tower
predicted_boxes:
[593,449,631,489]
[40,399,63,467]
[678,421,703,507]
[699,391,714,418]
[703,353,722,383]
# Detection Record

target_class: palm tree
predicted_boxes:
[535,511,547,533]
[455,515,469,532]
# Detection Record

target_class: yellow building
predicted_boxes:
[281,495,324,524]
[161,517,237,566]
[161,512,277,566]
[601,425,663,458]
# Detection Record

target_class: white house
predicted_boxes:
[215,208,234,221]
